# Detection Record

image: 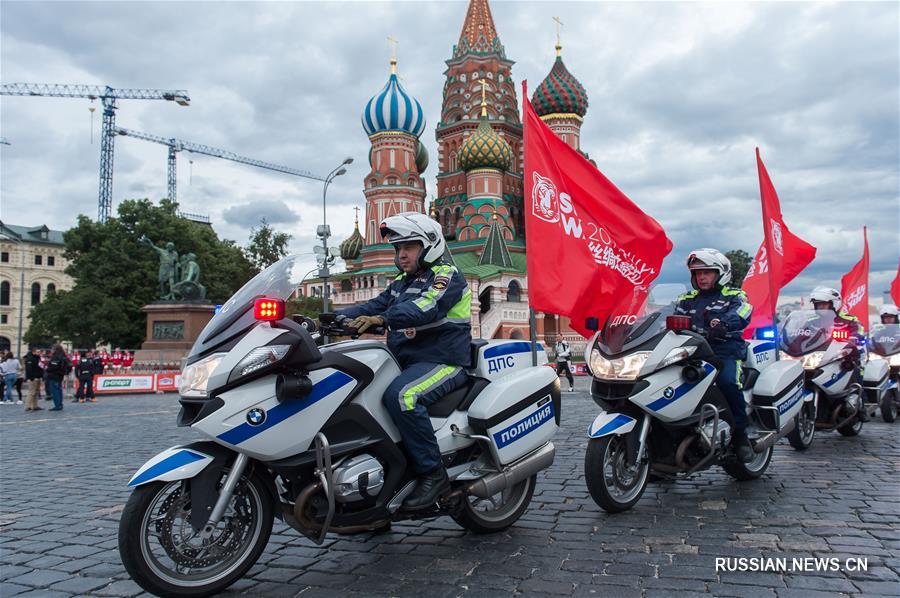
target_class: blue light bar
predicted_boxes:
[759,328,776,340]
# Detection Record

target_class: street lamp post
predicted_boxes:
[16,244,25,357]
[319,157,353,316]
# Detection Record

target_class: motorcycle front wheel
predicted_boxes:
[118,469,274,598]
[584,435,650,513]
[881,389,898,423]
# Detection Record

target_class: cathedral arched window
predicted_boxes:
[31,282,41,306]
[47,283,56,295]
[0,281,9,306]
[507,280,522,303]
[340,280,352,293]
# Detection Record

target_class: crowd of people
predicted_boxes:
[0,346,136,412]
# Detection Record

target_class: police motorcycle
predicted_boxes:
[118,255,561,597]
[778,310,865,442]
[862,323,900,423]
[582,285,804,513]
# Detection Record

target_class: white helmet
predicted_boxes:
[686,248,732,287]
[809,286,842,311]
[880,304,899,318]
[379,212,446,270]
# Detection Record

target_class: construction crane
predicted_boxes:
[115,126,325,202]
[0,83,190,222]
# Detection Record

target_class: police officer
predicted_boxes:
[554,337,574,392]
[808,286,865,339]
[74,350,97,403]
[335,212,472,511]
[675,249,754,463]
[878,304,899,325]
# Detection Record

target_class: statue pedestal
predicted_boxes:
[135,303,216,366]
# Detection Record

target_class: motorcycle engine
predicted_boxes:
[698,419,732,451]
[333,454,385,503]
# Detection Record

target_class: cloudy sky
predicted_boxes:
[2,0,898,301]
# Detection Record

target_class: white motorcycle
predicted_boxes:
[779,310,865,443]
[863,323,900,422]
[583,285,804,513]
[118,255,560,597]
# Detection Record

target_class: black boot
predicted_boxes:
[732,431,754,463]
[402,468,450,511]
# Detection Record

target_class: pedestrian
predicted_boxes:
[23,348,44,412]
[554,337,575,393]
[124,350,134,372]
[0,351,22,405]
[45,344,71,411]
[74,350,97,403]
[15,359,24,403]
[41,350,51,401]
[99,349,110,374]
[112,347,123,373]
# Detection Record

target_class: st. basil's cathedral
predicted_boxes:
[301,0,591,350]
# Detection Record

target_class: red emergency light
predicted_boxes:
[666,315,692,331]
[254,298,285,321]
[832,329,850,342]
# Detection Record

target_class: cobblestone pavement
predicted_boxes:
[1,378,898,597]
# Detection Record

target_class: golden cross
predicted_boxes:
[353,206,360,226]
[387,36,399,73]
[553,16,563,55]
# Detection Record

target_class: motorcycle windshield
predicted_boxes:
[598,283,686,354]
[189,255,310,359]
[869,323,900,356]
[779,310,835,356]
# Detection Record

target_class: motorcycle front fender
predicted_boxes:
[588,411,637,438]
[128,445,215,487]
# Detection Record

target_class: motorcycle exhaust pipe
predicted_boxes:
[467,443,555,499]
[752,418,796,453]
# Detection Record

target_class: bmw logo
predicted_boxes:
[246,408,266,426]
[663,387,675,399]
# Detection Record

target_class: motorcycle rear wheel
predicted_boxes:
[881,389,898,423]
[723,443,773,481]
[787,402,816,450]
[452,474,536,533]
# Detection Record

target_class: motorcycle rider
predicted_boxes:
[334,212,472,511]
[554,337,575,392]
[809,286,867,420]
[675,249,754,463]
[878,304,899,325]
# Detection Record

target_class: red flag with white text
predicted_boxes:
[742,149,817,336]
[522,85,672,337]
[840,227,869,325]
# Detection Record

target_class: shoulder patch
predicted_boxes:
[432,275,450,290]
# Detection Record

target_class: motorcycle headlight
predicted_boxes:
[868,353,883,361]
[890,354,900,367]
[231,345,291,380]
[180,353,226,398]
[589,349,651,380]
[800,351,826,370]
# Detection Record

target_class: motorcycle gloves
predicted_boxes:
[349,315,385,333]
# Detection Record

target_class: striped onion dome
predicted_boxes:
[362,60,426,138]
[339,222,364,261]
[458,117,512,172]
[532,56,589,118]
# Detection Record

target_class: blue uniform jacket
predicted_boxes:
[337,263,473,368]
[675,286,753,359]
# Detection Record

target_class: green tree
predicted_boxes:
[245,218,292,271]
[725,249,752,288]
[287,295,324,319]
[26,198,256,348]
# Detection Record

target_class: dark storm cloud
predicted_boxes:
[1,1,897,296]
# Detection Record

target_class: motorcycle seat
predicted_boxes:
[427,376,490,418]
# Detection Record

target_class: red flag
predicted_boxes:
[522,84,672,337]
[742,149,817,336]
[891,260,900,306]
[840,227,869,325]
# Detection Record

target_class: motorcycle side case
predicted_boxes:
[746,340,778,373]
[467,366,560,465]
[751,360,804,430]
[862,358,890,388]
[470,340,548,382]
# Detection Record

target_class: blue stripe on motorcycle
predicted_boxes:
[646,363,715,412]
[589,413,633,437]
[753,342,776,354]
[129,450,205,487]
[217,371,354,446]
[823,372,847,388]
[483,342,545,359]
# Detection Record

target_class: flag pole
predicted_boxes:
[520,79,539,366]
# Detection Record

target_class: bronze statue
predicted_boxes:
[139,235,179,300]
[173,252,206,301]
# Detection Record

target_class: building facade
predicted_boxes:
[0,222,74,354]
[302,0,590,352]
